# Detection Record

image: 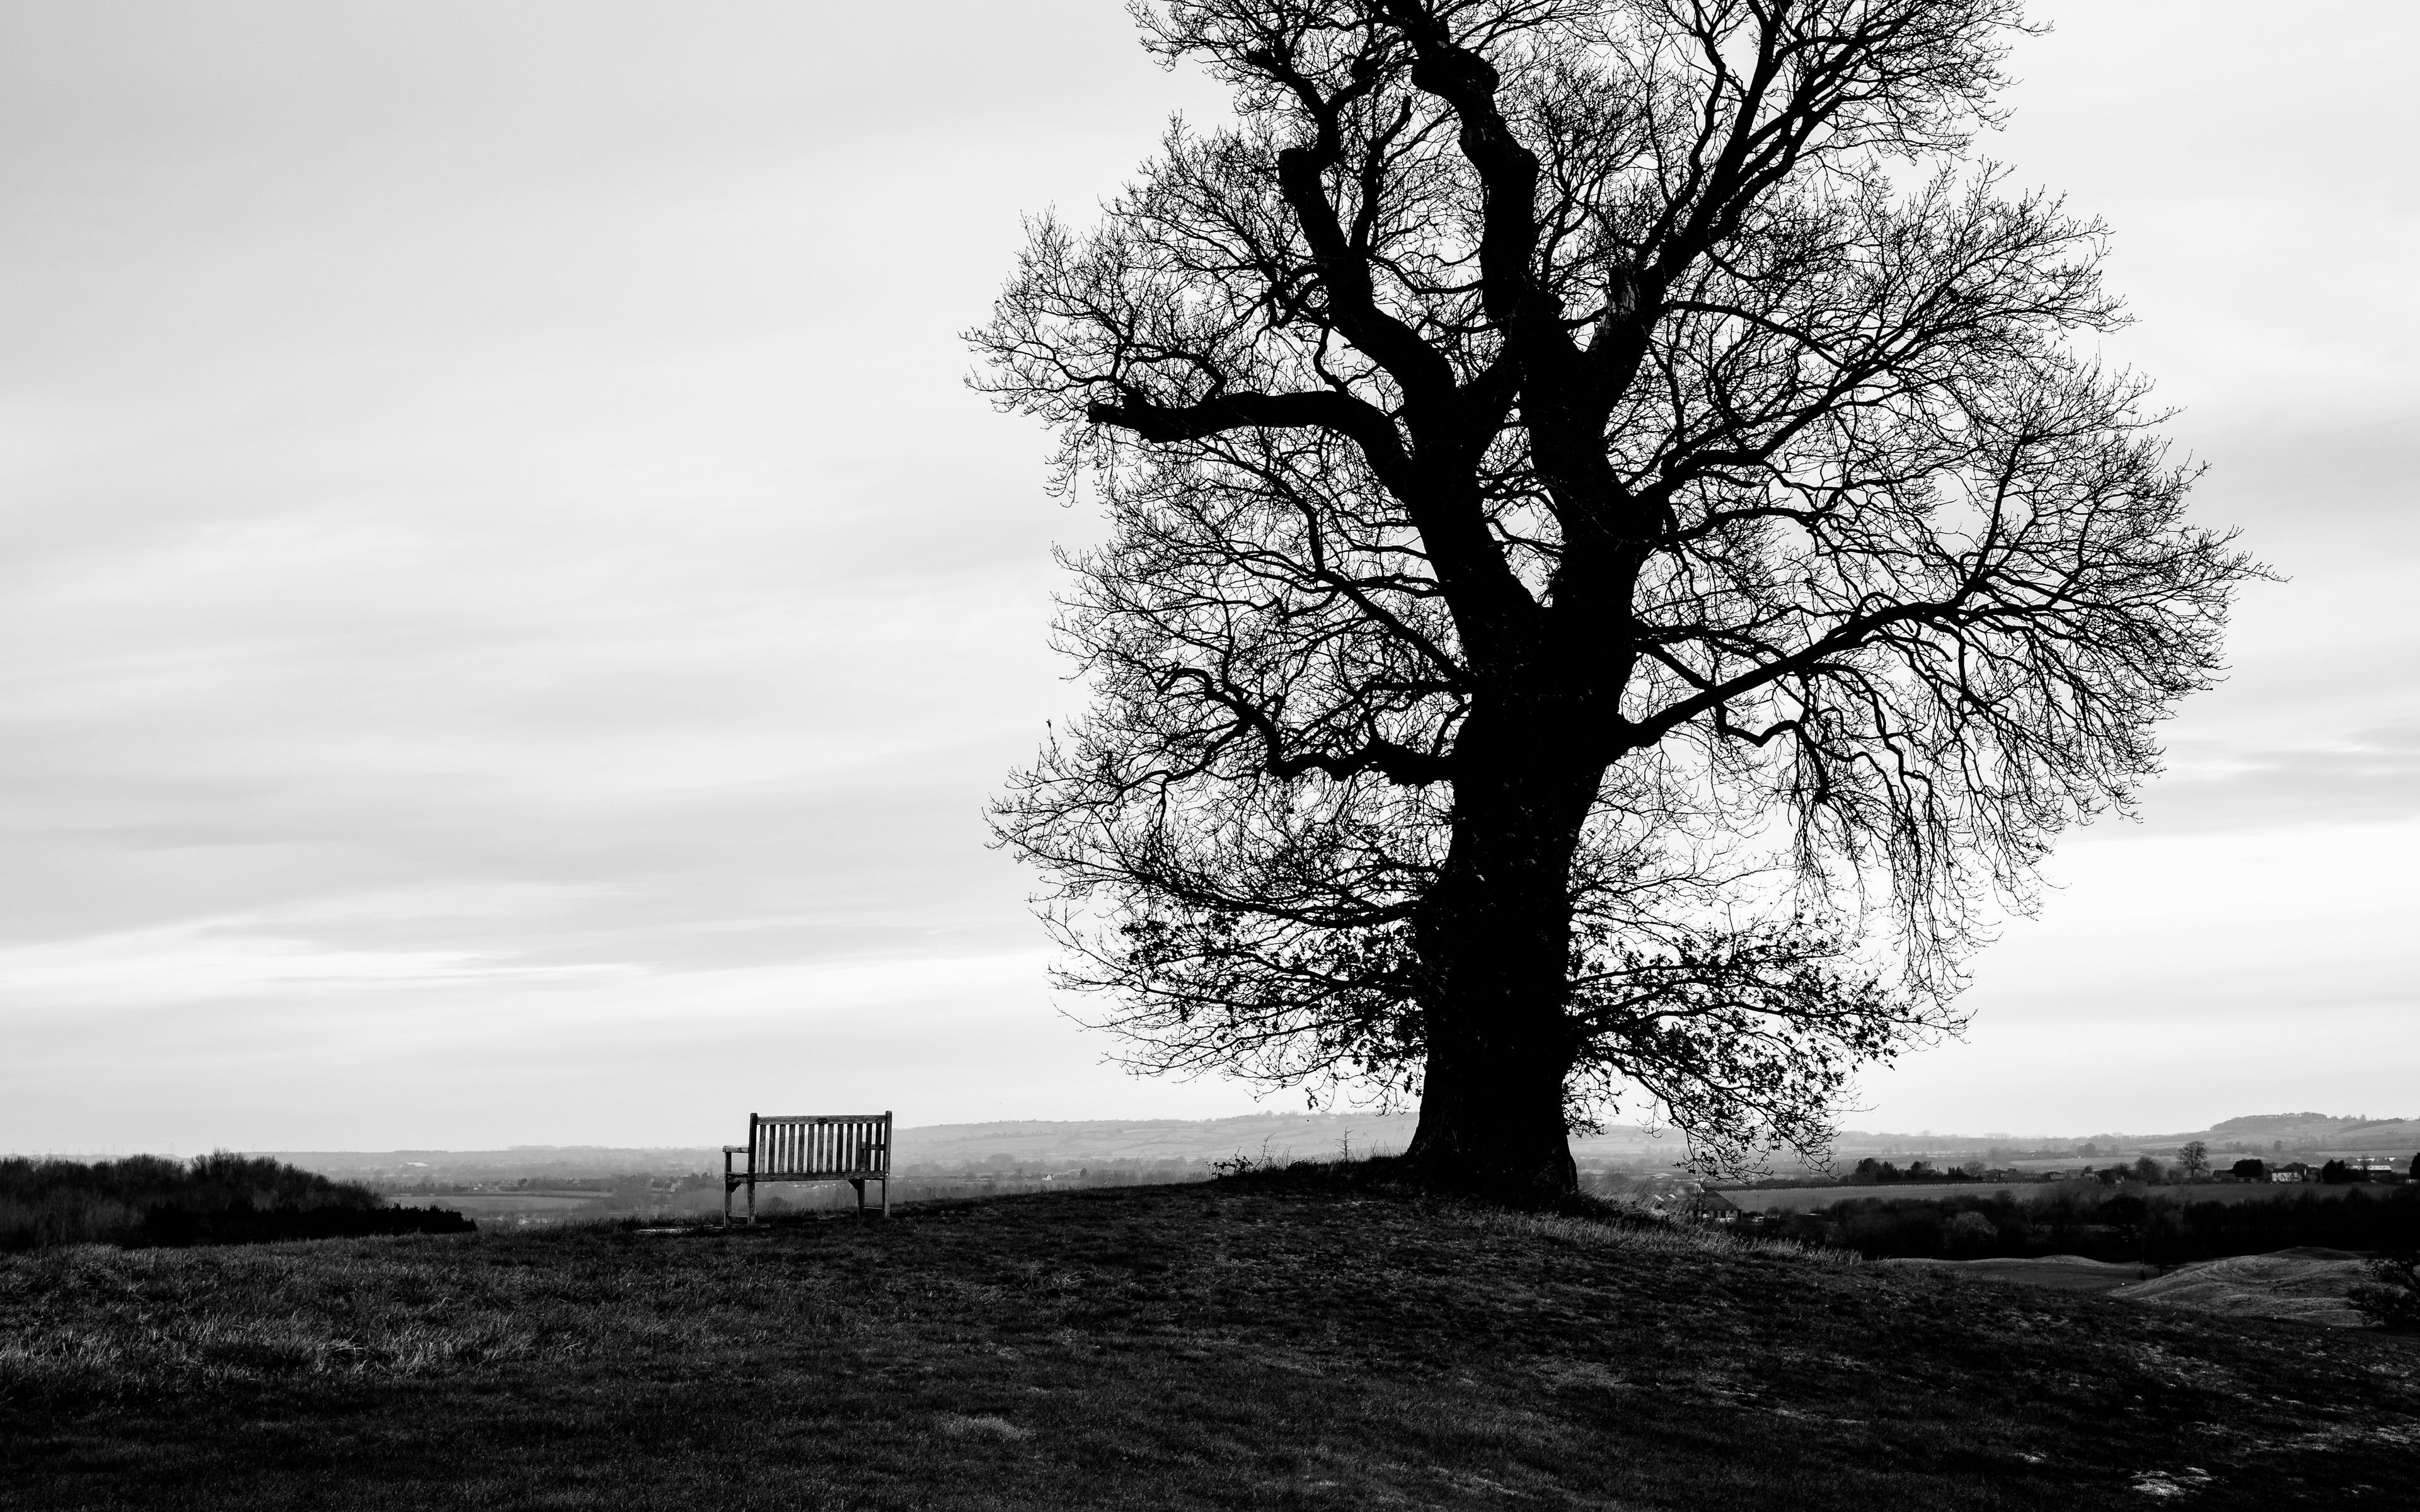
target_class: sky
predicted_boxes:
[1,1,2411,1154]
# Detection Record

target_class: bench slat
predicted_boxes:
[744,1112,890,1179]
[753,1114,890,1124]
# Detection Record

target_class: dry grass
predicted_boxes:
[3,1175,2416,1510]
[1456,1205,1869,1270]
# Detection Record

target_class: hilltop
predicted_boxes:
[2,1170,2412,1509]
[2201,1113,2420,1149]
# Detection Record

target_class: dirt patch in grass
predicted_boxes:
[2,1173,2414,1509]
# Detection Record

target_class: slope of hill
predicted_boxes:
[2,1171,2411,1509]
[2201,1114,2420,1151]
[2112,1248,2377,1329]
[2211,1113,2343,1137]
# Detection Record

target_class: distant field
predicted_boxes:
[1729,1182,2036,1211]
[1724,1181,2387,1213]
[410,1193,614,1217]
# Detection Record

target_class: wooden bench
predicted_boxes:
[723,1111,892,1223]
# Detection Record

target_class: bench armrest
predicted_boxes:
[722,1145,749,1154]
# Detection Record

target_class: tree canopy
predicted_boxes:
[972,0,2254,1192]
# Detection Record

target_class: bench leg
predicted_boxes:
[722,1149,732,1227]
[851,1177,865,1221]
[880,1175,889,1219]
[747,1176,756,1225]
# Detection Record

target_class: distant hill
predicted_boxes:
[253,1113,1694,1186]
[243,1108,2420,1189]
[892,1113,1412,1168]
[2212,1112,2349,1135]
[2205,1113,2420,1148]
[889,1112,1685,1167]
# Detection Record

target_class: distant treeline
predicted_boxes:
[1754,1184,2420,1265]
[0,1153,475,1252]
[1788,1152,2416,1188]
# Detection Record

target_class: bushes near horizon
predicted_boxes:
[1762,1183,2420,1266]
[0,1152,473,1251]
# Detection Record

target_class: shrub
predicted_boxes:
[1797,1184,2419,1264]
[0,1153,473,1251]
[2349,1253,2420,1332]
[1942,1211,1997,1256]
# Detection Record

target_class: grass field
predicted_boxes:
[3,1168,2415,1509]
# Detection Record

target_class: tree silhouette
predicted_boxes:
[2177,1140,2210,1181]
[973,0,2254,1196]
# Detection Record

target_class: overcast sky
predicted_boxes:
[2,2,2412,1154]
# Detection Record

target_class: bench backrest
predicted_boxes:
[750,1111,891,1179]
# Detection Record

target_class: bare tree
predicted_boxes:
[972,0,2254,1196]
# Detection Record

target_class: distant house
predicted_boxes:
[1685,1190,1742,1224]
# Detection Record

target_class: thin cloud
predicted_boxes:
[2148,725,2420,833]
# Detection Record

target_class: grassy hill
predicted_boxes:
[3,1169,2412,1509]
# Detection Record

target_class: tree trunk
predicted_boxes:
[1402,736,1596,1200]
